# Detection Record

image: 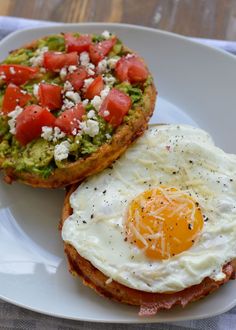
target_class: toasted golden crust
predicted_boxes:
[60,185,236,313]
[0,37,157,188]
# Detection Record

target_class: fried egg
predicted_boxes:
[62,124,236,293]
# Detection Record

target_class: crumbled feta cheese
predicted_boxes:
[33,84,39,98]
[87,110,96,119]
[82,99,89,107]
[105,133,112,139]
[72,128,77,136]
[83,78,94,91]
[7,106,23,134]
[101,30,111,39]
[103,110,110,117]
[54,141,70,161]
[103,75,116,85]
[62,98,75,110]
[65,91,81,104]
[60,67,67,80]
[53,127,66,141]
[97,58,108,74]
[80,52,90,66]
[63,80,73,92]
[100,85,110,100]
[20,89,27,95]
[9,66,16,74]
[40,67,46,73]
[91,95,102,111]
[41,126,53,140]
[0,73,6,81]
[80,119,99,137]
[90,85,110,112]
[41,126,66,142]
[107,57,119,69]
[68,65,77,73]
[87,63,95,76]
[29,46,48,67]
[126,53,135,59]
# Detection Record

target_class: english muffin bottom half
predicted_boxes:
[0,31,157,188]
[60,124,236,316]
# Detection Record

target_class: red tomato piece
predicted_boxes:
[15,105,56,145]
[65,33,92,53]
[43,51,78,71]
[55,103,85,134]
[115,55,148,83]
[0,64,39,85]
[99,88,131,127]
[66,66,88,91]
[2,83,31,114]
[38,83,62,110]
[84,75,104,100]
[89,38,117,65]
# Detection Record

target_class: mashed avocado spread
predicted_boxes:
[0,32,152,178]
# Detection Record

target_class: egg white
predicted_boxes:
[62,124,236,293]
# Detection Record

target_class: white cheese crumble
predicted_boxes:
[87,63,95,76]
[107,57,119,69]
[97,58,108,74]
[105,133,112,139]
[41,126,66,142]
[0,73,6,81]
[103,75,116,85]
[90,85,110,111]
[63,80,74,92]
[80,119,99,137]
[60,67,67,80]
[83,78,94,91]
[65,91,81,104]
[68,65,77,73]
[29,46,48,67]
[82,99,89,107]
[33,84,39,98]
[100,85,110,99]
[80,51,95,75]
[80,51,90,66]
[54,141,70,161]
[91,95,102,111]
[9,66,16,74]
[62,98,75,110]
[7,106,23,134]
[103,110,110,117]
[126,53,135,59]
[101,30,111,39]
[87,110,96,119]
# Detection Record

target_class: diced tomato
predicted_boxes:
[15,105,56,145]
[89,38,117,65]
[2,83,31,114]
[99,88,131,127]
[65,33,92,53]
[66,66,88,91]
[84,75,104,100]
[0,64,39,85]
[38,83,62,110]
[115,55,148,83]
[55,103,85,134]
[43,51,78,71]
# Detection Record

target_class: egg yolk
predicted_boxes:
[125,187,204,260]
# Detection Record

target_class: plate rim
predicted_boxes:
[0,22,236,323]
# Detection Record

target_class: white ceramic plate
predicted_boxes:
[0,23,236,323]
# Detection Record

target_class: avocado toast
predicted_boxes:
[0,31,156,188]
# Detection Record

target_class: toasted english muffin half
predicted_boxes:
[60,184,236,316]
[0,31,156,188]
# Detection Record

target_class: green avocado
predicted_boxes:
[0,32,149,178]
